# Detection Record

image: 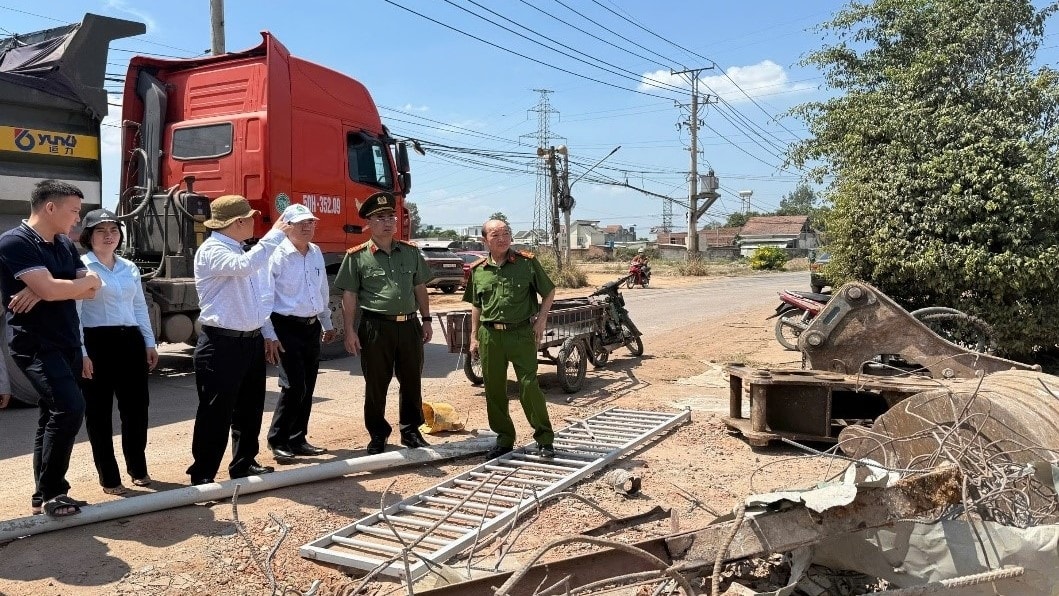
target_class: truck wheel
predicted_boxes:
[5,349,39,407]
[464,353,483,385]
[320,275,348,360]
[557,338,587,393]
[440,285,458,294]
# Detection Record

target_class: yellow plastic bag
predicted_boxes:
[420,402,465,434]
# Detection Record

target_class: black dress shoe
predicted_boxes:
[231,463,274,478]
[269,444,296,459]
[400,431,430,449]
[191,478,215,486]
[485,445,513,460]
[290,442,327,456]
[366,436,387,455]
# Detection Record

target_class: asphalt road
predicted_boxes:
[0,270,806,479]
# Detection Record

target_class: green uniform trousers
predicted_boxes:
[478,325,554,448]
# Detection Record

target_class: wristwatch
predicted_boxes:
[422,315,433,321]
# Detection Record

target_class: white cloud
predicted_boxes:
[402,104,430,112]
[640,60,812,103]
[105,0,158,33]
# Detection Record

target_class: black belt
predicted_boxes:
[272,313,320,325]
[203,325,262,338]
[482,319,530,331]
[362,310,418,322]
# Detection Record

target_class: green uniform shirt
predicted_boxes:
[334,239,429,315]
[462,250,555,323]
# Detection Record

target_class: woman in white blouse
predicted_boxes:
[77,209,158,495]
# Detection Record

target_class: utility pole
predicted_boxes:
[672,67,715,258]
[210,0,225,55]
[547,146,563,272]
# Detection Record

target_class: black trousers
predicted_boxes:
[267,314,321,448]
[357,315,425,439]
[81,326,149,488]
[9,341,84,507]
[187,327,265,481]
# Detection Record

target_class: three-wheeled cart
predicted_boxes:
[440,298,606,393]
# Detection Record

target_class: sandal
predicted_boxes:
[42,495,84,517]
[103,485,128,496]
[131,475,152,487]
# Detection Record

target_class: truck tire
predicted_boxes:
[440,285,458,294]
[5,348,39,407]
[320,274,348,360]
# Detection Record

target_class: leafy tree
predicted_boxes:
[438,229,460,240]
[724,211,762,228]
[489,211,509,223]
[789,0,1059,357]
[406,201,422,237]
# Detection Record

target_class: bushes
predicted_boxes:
[536,251,588,288]
[748,247,789,271]
[676,257,709,276]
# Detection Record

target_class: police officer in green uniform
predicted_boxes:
[464,219,556,460]
[334,192,432,455]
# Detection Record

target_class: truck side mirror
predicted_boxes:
[400,172,412,193]
[396,143,410,174]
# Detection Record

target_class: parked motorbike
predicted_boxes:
[626,263,650,288]
[587,276,644,366]
[769,289,831,350]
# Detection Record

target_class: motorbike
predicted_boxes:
[626,262,650,288]
[768,289,831,350]
[587,276,644,366]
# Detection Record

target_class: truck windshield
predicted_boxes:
[348,132,394,190]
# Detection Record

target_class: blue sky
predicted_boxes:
[3,1,1056,237]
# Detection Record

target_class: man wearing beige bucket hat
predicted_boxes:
[187,195,290,485]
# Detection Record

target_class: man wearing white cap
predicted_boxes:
[264,203,336,460]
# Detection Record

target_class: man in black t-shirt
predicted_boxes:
[0,180,101,517]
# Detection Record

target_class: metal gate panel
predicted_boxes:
[300,407,689,579]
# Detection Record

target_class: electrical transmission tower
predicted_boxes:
[522,89,560,244]
[661,197,673,232]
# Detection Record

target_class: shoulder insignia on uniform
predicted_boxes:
[396,239,416,247]
[470,256,488,269]
[515,249,535,259]
[346,241,370,254]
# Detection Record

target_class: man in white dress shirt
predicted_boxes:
[187,195,290,485]
[263,204,336,460]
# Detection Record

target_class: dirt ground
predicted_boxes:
[0,268,831,596]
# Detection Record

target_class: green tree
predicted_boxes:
[789,0,1059,357]
[489,211,508,223]
[724,211,761,228]
[406,201,422,237]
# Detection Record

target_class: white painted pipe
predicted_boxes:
[0,434,496,542]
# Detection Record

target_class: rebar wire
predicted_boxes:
[710,501,746,596]
[872,566,1024,594]
[494,535,697,596]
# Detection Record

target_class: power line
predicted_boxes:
[378,0,682,101]
[449,0,686,94]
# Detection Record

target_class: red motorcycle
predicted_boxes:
[768,290,830,350]
[626,262,651,288]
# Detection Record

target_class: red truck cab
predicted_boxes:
[119,32,410,258]
[115,33,411,348]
